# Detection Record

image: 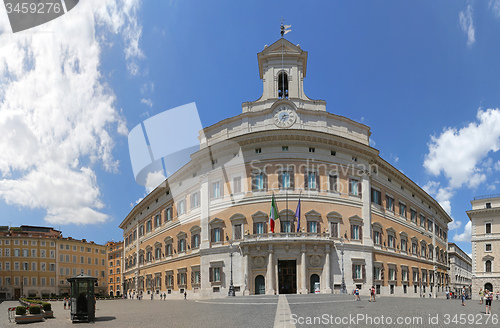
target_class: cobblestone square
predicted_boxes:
[2,294,500,328]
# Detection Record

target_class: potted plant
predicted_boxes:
[14,305,44,324]
[42,302,53,318]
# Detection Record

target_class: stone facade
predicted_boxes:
[468,195,500,298]
[120,37,451,300]
[448,242,472,296]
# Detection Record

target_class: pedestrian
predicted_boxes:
[63,297,67,309]
[369,286,375,302]
[184,291,187,300]
[461,289,465,306]
[485,289,492,314]
[163,293,166,300]
[479,288,484,304]
[497,291,500,301]
[355,287,360,301]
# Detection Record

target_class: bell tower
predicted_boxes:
[257,38,308,101]
[242,32,326,113]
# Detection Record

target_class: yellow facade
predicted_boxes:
[106,241,123,296]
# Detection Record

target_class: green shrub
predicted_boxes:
[42,302,51,311]
[15,306,26,315]
[29,305,41,314]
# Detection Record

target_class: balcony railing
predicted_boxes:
[243,232,331,242]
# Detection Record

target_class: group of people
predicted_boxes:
[352,286,376,302]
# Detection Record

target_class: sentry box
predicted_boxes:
[67,273,97,323]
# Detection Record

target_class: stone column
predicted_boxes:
[266,244,275,295]
[324,244,332,293]
[200,175,210,249]
[300,244,307,294]
[361,172,372,247]
[242,246,250,295]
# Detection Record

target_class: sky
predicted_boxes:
[1,1,500,257]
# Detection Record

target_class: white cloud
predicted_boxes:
[424,108,500,189]
[459,4,475,47]
[144,170,166,194]
[423,180,462,230]
[141,98,153,107]
[453,221,472,242]
[369,138,376,147]
[0,0,143,225]
[490,0,500,18]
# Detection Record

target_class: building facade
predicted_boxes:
[469,195,500,297]
[448,242,472,296]
[120,37,451,300]
[0,225,107,299]
[106,241,123,296]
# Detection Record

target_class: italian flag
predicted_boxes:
[269,193,278,233]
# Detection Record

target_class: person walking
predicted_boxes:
[63,297,67,310]
[479,288,484,304]
[461,289,466,306]
[184,291,187,300]
[369,286,375,302]
[355,287,360,301]
[485,289,492,314]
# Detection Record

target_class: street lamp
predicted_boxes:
[340,237,346,294]
[228,240,235,297]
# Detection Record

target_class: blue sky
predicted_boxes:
[1,1,500,256]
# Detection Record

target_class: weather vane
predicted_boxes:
[280,19,291,37]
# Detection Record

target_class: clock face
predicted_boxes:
[273,105,296,128]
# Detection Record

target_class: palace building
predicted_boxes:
[120,37,451,299]
[0,225,108,299]
[468,195,500,297]
[106,241,124,297]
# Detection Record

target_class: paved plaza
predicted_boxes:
[2,295,500,328]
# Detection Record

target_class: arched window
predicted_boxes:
[486,260,492,273]
[278,72,289,99]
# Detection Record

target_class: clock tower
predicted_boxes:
[241,37,326,115]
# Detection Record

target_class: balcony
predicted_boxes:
[243,232,332,243]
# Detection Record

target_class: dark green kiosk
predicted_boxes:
[67,273,97,323]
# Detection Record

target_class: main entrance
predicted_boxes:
[278,260,297,294]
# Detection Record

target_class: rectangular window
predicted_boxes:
[420,215,425,227]
[41,277,46,286]
[255,222,265,234]
[233,177,242,194]
[428,219,433,232]
[388,235,394,248]
[212,181,221,198]
[412,242,417,255]
[349,179,361,196]
[281,221,292,233]
[213,267,221,282]
[308,221,317,233]
[371,189,381,205]
[411,209,417,223]
[233,224,242,240]
[373,231,380,245]
[309,147,315,153]
[282,171,291,189]
[14,262,20,271]
[399,203,406,218]
[192,234,200,248]
[154,214,161,227]
[166,208,172,221]
[31,249,36,257]
[486,244,492,252]
[178,200,186,215]
[330,222,338,238]
[282,146,289,151]
[212,228,221,243]
[255,148,261,154]
[386,196,394,211]
[49,263,55,271]
[308,172,317,190]
[374,267,380,280]
[351,225,361,240]
[354,264,362,279]
[486,223,492,234]
[402,270,408,282]
[401,239,407,252]
[191,192,200,209]
[329,175,338,192]
[389,269,395,281]
[252,173,265,191]
[14,249,20,257]
[31,262,36,271]
[5,249,10,256]
[146,220,152,232]
[66,254,70,262]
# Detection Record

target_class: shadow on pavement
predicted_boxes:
[95,316,116,322]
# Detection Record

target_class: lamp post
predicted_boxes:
[228,240,235,297]
[340,237,346,294]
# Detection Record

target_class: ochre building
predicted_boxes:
[120,37,451,299]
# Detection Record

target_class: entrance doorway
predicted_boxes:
[278,260,297,294]
[485,283,493,292]
[14,288,21,300]
[310,274,320,293]
[255,275,265,295]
